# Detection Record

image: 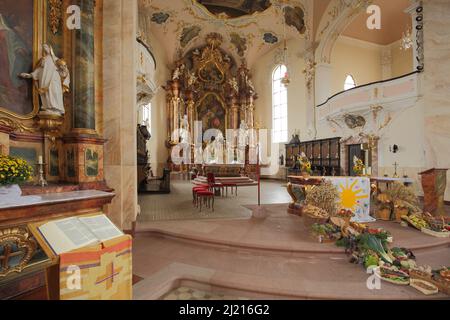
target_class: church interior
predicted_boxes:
[0,0,449,301]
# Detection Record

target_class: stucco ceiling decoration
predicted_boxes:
[139,0,308,68]
[195,0,272,18]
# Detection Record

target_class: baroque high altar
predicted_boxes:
[164,33,257,169]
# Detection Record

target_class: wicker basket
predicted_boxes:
[394,208,409,223]
[377,208,392,221]
[410,279,439,295]
[410,270,450,295]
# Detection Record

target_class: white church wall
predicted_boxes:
[252,39,308,178]
[330,37,382,98]
[377,101,426,196]
[391,41,414,78]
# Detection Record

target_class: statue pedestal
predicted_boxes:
[419,168,448,216]
[35,112,64,136]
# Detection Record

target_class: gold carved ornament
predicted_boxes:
[0,117,34,133]
[0,228,37,278]
[48,0,63,35]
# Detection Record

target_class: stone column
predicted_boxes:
[103,0,138,230]
[422,0,450,201]
[73,0,96,133]
[62,0,106,187]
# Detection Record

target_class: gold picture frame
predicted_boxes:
[195,92,228,136]
[0,0,45,120]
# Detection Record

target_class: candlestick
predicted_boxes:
[35,162,48,187]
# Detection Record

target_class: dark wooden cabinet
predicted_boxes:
[285,137,341,177]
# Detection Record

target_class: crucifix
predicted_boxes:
[393,162,399,178]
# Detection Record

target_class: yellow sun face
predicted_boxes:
[339,180,369,211]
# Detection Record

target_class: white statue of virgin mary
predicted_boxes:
[20,44,70,115]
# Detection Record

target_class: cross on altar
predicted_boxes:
[393,162,399,178]
[95,262,122,290]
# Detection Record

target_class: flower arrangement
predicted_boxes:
[353,156,365,176]
[0,155,33,186]
[299,152,312,174]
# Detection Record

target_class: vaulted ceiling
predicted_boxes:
[342,0,412,45]
[138,0,307,68]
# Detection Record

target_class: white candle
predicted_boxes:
[362,168,367,175]
[367,167,372,176]
[38,156,43,164]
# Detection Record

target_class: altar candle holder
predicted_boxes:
[35,162,48,187]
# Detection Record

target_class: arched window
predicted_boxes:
[272,65,288,143]
[141,103,151,134]
[344,75,356,90]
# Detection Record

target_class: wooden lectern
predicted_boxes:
[419,168,448,216]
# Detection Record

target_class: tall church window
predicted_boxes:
[344,75,357,90]
[272,65,288,143]
[142,103,151,134]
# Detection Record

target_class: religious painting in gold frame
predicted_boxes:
[0,0,44,120]
[196,92,228,137]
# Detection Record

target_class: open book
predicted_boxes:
[38,214,124,255]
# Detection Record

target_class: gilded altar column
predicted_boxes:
[246,96,255,129]
[185,90,195,139]
[168,80,181,143]
[240,95,247,125]
[231,103,239,130]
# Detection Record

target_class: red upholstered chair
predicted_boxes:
[192,185,209,205]
[196,190,214,212]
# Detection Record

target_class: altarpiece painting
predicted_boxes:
[0,0,40,118]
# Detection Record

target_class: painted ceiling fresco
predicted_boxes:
[139,0,307,67]
[195,0,272,18]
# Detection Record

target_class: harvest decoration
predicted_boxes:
[305,181,340,216]
[306,213,448,295]
[298,152,312,174]
[352,156,365,176]
[337,209,354,219]
[0,155,33,186]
